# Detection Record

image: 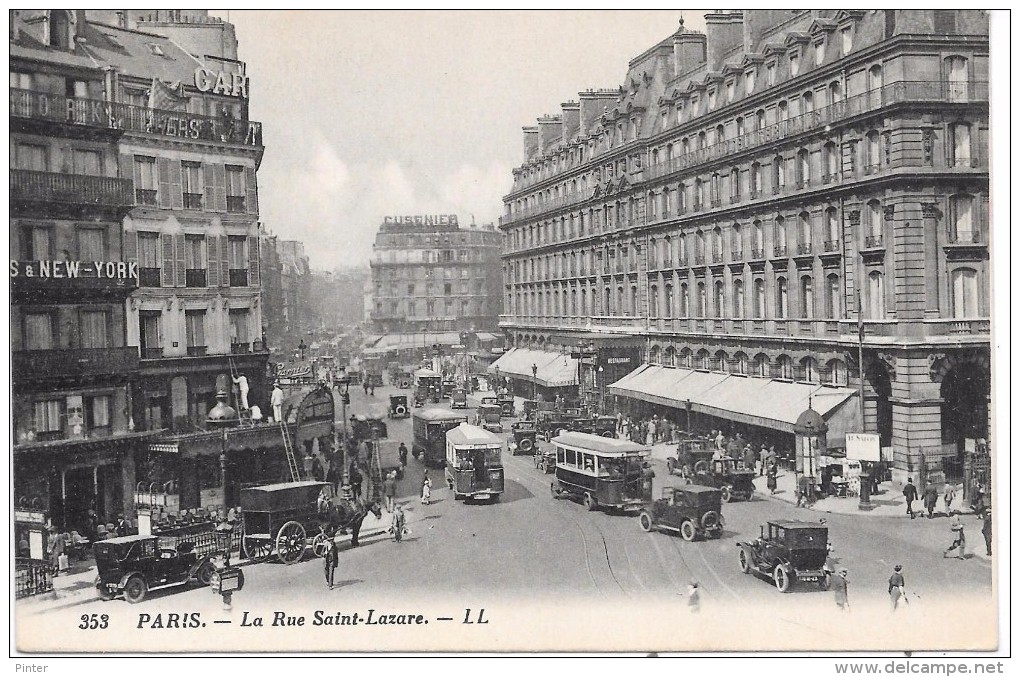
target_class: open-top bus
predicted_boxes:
[412,408,468,467]
[550,431,651,512]
[444,423,504,503]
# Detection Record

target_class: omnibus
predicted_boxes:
[444,423,504,503]
[550,431,651,513]
[412,408,468,467]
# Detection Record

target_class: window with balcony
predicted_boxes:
[132,156,158,205]
[14,143,48,171]
[950,268,979,318]
[949,122,972,167]
[797,149,810,187]
[137,232,160,286]
[867,270,885,319]
[229,309,251,353]
[756,109,766,130]
[185,310,206,356]
[712,227,723,262]
[773,155,786,192]
[181,161,203,209]
[21,225,53,260]
[731,223,743,259]
[775,216,788,255]
[823,142,839,183]
[778,100,789,122]
[750,162,762,197]
[730,167,741,202]
[139,311,161,359]
[33,399,64,438]
[949,194,976,243]
[866,200,883,246]
[24,312,55,350]
[226,165,246,212]
[802,90,814,114]
[71,148,103,176]
[79,310,108,349]
[825,207,839,251]
[228,235,248,287]
[184,235,206,287]
[752,220,764,257]
[826,273,841,319]
[776,276,789,318]
[945,56,969,102]
[799,211,812,253]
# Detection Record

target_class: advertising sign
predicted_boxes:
[846,432,881,462]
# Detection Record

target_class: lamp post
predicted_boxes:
[531,363,538,401]
[298,339,308,361]
[206,389,238,516]
[206,389,242,610]
[335,371,351,485]
[494,366,501,393]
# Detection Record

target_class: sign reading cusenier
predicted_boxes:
[194,67,249,98]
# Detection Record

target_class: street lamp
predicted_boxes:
[531,363,538,401]
[298,339,308,361]
[335,371,351,485]
[206,390,243,611]
[206,389,239,516]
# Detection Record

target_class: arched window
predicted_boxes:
[48,10,71,49]
[829,80,843,104]
[649,345,661,364]
[945,56,969,102]
[715,351,729,373]
[797,148,810,186]
[716,124,725,144]
[775,215,788,253]
[736,116,745,136]
[698,350,711,371]
[695,178,704,209]
[734,351,748,375]
[650,284,659,317]
[799,211,812,251]
[750,162,762,195]
[712,227,723,261]
[756,109,766,129]
[823,142,838,181]
[580,287,587,315]
[697,230,707,259]
[753,278,766,318]
[802,90,814,113]
[733,279,745,317]
[731,223,743,258]
[730,167,741,201]
[774,154,786,190]
[800,275,814,317]
[664,284,674,316]
[776,355,793,380]
[866,199,883,241]
[679,282,689,316]
[696,282,707,316]
[714,280,725,318]
[666,143,674,160]
[753,220,764,254]
[681,137,690,154]
[949,122,972,167]
[664,236,673,265]
[680,348,693,369]
[678,233,688,263]
[664,346,676,367]
[802,357,819,383]
[866,130,881,172]
[616,286,625,315]
[826,273,841,319]
[630,285,638,315]
[949,194,975,243]
[868,65,883,106]
[698,131,707,149]
[778,100,789,121]
[867,270,885,319]
[754,353,769,378]
[776,276,789,318]
[604,286,611,315]
[827,359,847,386]
[710,172,720,205]
[950,268,979,318]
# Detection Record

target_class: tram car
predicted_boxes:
[412,408,468,467]
[549,432,652,513]
[444,423,504,503]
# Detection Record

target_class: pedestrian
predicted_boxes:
[970,483,987,517]
[349,464,363,500]
[902,478,918,518]
[714,429,724,451]
[796,474,811,508]
[271,382,284,422]
[759,445,769,477]
[421,471,432,505]
[981,510,992,556]
[832,568,850,611]
[943,512,967,559]
[390,503,405,543]
[685,581,701,614]
[47,526,65,576]
[641,461,655,496]
[398,442,408,469]
[115,514,129,537]
[888,565,907,611]
[766,461,778,495]
[326,462,341,495]
[383,471,397,513]
[232,372,250,410]
[323,536,339,589]
[922,481,939,519]
[943,484,956,516]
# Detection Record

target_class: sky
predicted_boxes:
[216,10,708,271]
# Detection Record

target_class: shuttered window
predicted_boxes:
[79,310,108,349]
[78,228,105,260]
[24,312,54,350]
[34,400,63,433]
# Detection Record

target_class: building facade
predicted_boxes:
[10,9,268,533]
[369,215,503,347]
[499,10,990,470]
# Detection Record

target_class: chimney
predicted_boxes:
[673,30,707,75]
[537,115,562,156]
[705,11,745,71]
[522,126,540,161]
[560,101,580,142]
[578,89,619,134]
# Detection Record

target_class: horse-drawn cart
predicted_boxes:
[240,481,333,565]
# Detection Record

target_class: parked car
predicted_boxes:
[638,485,724,541]
[510,420,538,455]
[496,392,516,418]
[593,415,617,438]
[692,457,756,502]
[94,534,216,604]
[736,521,831,592]
[665,437,715,477]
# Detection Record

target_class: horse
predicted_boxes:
[327,497,383,548]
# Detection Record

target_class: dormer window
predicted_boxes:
[766,62,777,86]
[707,89,717,110]
[726,80,736,102]
[840,26,853,55]
[676,102,684,124]
[47,10,71,49]
[789,52,800,76]
[745,70,756,93]
[814,39,825,66]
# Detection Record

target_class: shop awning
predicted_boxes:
[365,333,462,354]
[487,348,578,387]
[609,364,857,434]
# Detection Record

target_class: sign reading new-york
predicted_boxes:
[384,215,459,226]
[10,260,139,280]
[194,67,249,98]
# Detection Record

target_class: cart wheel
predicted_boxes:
[720,485,733,503]
[680,520,697,542]
[276,521,307,565]
[123,575,147,604]
[773,565,791,593]
[666,458,676,476]
[738,548,751,574]
[638,511,654,533]
[243,535,272,562]
[311,532,330,558]
[196,560,216,586]
[583,493,598,511]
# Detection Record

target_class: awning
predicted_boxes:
[474,332,501,342]
[367,333,462,353]
[609,364,857,434]
[487,348,578,387]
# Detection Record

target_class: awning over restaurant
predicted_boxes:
[487,348,578,388]
[609,364,857,434]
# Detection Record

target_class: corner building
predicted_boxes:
[499,10,990,477]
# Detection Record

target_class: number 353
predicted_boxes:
[79,614,109,630]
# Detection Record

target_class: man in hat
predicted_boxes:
[902,478,918,518]
[383,471,397,513]
[271,382,284,422]
[943,512,967,559]
[888,565,906,611]
[832,568,850,611]
[323,534,339,589]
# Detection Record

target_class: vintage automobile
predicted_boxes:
[445,423,505,503]
[510,420,538,455]
[496,392,516,418]
[450,387,468,409]
[692,457,756,502]
[476,403,504,434]
[534,447,557,473]
[94,534,216,603]
[665,437,716,477]
[388,394,410,419]
[441,379,457,399]
[414,368,443,405]
[736,520,831,592]
[550,432,652,512]
[593,415,618,438]
[638,486,724,541]
[536,410,575,442]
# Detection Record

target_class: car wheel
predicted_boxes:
[720,485,733,503]
[123,575,148,604]
[666,458,676,476]
[196,560,216,586]
[738,549,752,574]
[638,511,654,533]
[583,493,598,512]
[773,565,791,593]
[519,438,534,454]
[680,520,697,542]
[693,460,709,474]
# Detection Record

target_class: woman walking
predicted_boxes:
[421,471,432,505]
[766,461,778,495]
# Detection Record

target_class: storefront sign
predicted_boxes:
[194,67,249,98]
[846,432,881,462]
[14,509,47,525]
[10,260,138,280]
[605,356,631,364]
[383,215,459,226]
